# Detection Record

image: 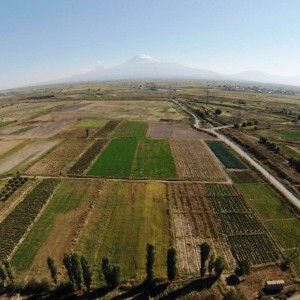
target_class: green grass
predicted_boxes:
[277,130,300,141]
[9,126,36,135]
[88,138,137,177]
[111,121,148,138]
[266,219,300,249]
[76,181,169,280]
[207,141,246,169]
[238,183,294,219]
[133,139,177,179]
[12,180,90,271]
[75,119,107,128]
[0,120,16,128]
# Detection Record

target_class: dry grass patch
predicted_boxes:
[170,140,229,181]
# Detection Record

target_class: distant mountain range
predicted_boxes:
[56,54,300,87]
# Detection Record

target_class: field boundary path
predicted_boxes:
[172,99,300,210]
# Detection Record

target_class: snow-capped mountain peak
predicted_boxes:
[128,54,160,63]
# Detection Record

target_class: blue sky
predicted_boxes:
[1,0,300,89]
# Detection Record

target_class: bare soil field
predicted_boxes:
[170,139,229,181]
[26,138,94,175]
[167,182,234,274]
[0,140,24,155]
[33,100,188,123]
[21,120,75,138]
[0,140,60,173]
[147,122,213,139]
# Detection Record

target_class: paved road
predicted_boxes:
[172,99,300,210]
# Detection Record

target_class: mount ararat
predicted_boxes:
[58,54,300,87]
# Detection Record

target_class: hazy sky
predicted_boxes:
[1,0,300,90]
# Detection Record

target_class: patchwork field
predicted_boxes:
[133,139,177,179]
[75,181,169,281]
[12,179,99,280]
[88,139,137,177]
[170,139,229,181]
[111,120,148,138]
[147,122,213,139]
[0,139,60,173]
[207,141,246,169]
[26,138,93,176]
[236,181,300,274]
[205,184,280,265]
[166,183,234,273]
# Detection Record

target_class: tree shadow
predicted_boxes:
[158,276,218,300]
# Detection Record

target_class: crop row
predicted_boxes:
[228,234,279,265]
[229,171,258,183]
[170,140,227,181]
[210,195,250,213]
[93,120,120,137]
[0,179,59,260]
[217,213,264,235]
[206,183,279,265]
[0,175,28,201]
[68,139,108,174]
[205,183,240,197]
[207,141,246,169]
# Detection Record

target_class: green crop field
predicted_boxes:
[12,180,92,272]
[76,181,169,280]
[277,130,300,141]
[207,141,246,169]
[238,183,294,219]
[0,120,16,128]
[9,126,36,135]
[266,219,300,249]
[133,139,177,179]
[88,138,137,177]
[111,121,148,138]
[75,118,107,128]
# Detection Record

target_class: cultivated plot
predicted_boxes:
[26,138,93,176]
[166,182,234,274]
[147,122,213,139]
[205,184,279,265]
[76,181,169,281]
[0,140,60,174]
[207,141,246,169]
[12,179,99,280]
[170,140,229,181]
[133,139,177,179]
[88,138,137,177]
[111,120,148,138]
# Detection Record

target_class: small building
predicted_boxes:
[265,280,285,291]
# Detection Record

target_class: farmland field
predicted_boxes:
[75,118,107,128]
[88,138,137,177]
[205,184,279,265]
[26,138,93,175]
[69,139,109,174]
[111,120,148,138]
[0,82,299,298]
[170,139,228,181]
[0,179,59,260]
[12,179,99,280]
[76,181,169,280]
[207,140,246,169]
[133,139,177,179]
[166,182,234,273]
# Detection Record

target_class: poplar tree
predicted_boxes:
[200,242,211,278]
[146,244,155,283]
[47,257,58,285]
[167,247,177,281]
